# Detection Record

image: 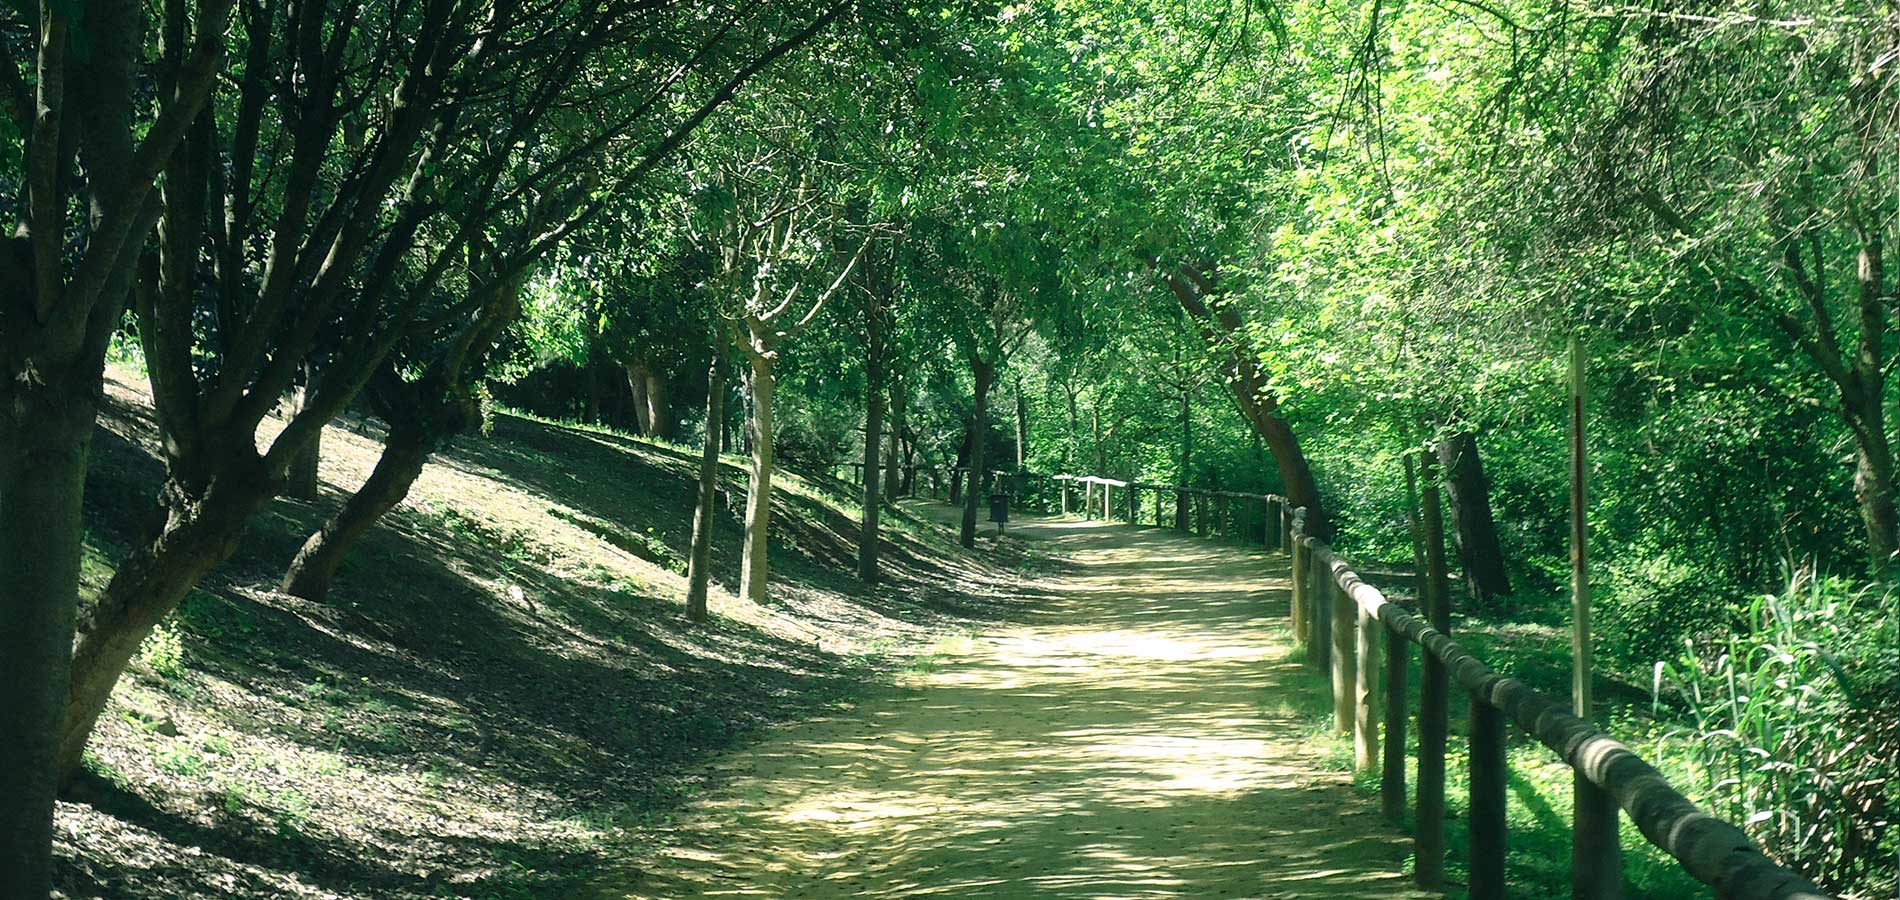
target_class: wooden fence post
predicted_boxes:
[1306,540,1331,677]
[1330,567,1355,735]
[1354,593,1380,772]
[1470,698,1508,900]
[1196,493,1209,537]
[1416,449,1452,890]
[1381,623,1408,823]
[1290,533,1308,643]
[1127,484,1137,522]
[1102,482,1112,520]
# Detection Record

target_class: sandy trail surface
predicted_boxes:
[598,508,1434,899]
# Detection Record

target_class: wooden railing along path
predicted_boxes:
[1030,470,1835,900]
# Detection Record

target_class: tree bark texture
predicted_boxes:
[1166,266,1330,537]
[686,359,724,621]
[0,393,98,894]
[280,422,433,602]
[739,355,776,603]
[859,286,885,583]
[1436,432,1512,604]
[960,359,994,548]
[61,457,277,785]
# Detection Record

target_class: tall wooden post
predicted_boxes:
[1354,590,1380,772]
[1102,482,1112,520]
[1470,697,1508,900]
[1416,448,1452,889]
[1330,565,1354,734]
[1060,480,1070,516]
[1570,336,1622,899]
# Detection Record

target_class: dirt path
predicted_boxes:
[598,509,1435,899]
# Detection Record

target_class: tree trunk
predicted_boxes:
[1436,432,1513,604]
[1177,390,1191,531]
[900,426,917,496]
[627,362,652,435]
[1091,406,1105,473]
[686,359,724,621]
[0,393,96,895]
[645,369,674,440]
[280,423,432,602]
[949,432,970,505]
[60,464,275,786]
[585,359,603,423]
[1849,416,1898,574]
[960,359,994,548]
[1015,384,1028,470]
[738,354,776,603]
[859,291,885,583]
[1167,267,1330,537]
[884,377,904,499]
[286,428,322,500]
[285,363,323,500]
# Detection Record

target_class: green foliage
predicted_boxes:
[1599,553,1734,670]
[1653,572,1900,893]
[136,623,189,682]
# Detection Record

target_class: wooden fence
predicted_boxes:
[1036,472,1834,900]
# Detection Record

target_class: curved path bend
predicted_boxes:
[603,508,1434,900]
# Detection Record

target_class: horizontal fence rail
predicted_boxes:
[1041,471,1834,900]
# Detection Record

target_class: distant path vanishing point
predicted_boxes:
[598,506,1436,900]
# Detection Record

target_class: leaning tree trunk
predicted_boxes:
[281,422,434,602]
[960,359,994,548]
[0,392,97,894]
[686,359,724,621]
[1168,266,1330,537]
[1436,432,1513,604]
[859,296,885,583]
[59,464,276,786]
[738,354,776,603]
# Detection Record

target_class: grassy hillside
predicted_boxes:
[55,368,1037,900]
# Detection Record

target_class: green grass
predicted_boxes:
[1262,621,1711,899]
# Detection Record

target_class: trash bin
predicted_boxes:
[988,492,1010,533]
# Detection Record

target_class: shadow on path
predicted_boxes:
[593,510,1436,900]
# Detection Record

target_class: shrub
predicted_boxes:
[1599,552,1733,668]
[137,622,189,681]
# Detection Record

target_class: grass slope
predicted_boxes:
[54,369,1035,900]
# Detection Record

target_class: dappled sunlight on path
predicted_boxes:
[596,510,1433,899]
